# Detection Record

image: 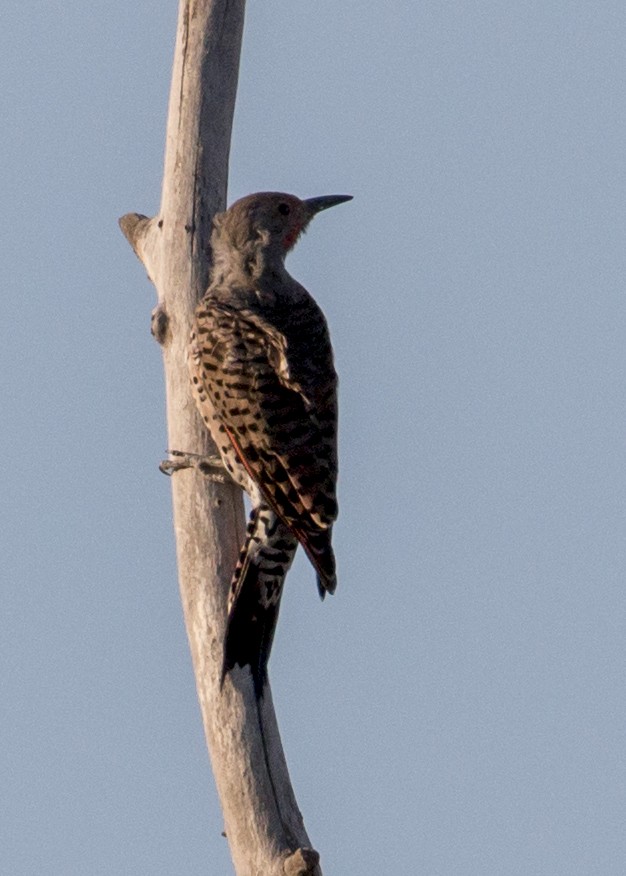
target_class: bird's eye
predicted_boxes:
[278,202,291,216]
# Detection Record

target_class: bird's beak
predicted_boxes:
[304,194,353,216]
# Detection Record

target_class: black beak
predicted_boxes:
[304,194,353,215]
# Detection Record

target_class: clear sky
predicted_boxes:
[2,2,626,873]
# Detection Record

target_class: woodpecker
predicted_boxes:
[189,191,351,694]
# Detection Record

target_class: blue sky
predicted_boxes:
[2,2,626,873]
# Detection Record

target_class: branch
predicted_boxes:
[119,1,322,873]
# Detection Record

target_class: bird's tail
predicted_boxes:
[222,506,298,696]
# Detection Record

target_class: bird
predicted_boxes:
[188,191,352,695]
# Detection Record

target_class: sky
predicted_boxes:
[2,1,626,873]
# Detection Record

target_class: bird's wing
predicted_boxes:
[191,298,338,585]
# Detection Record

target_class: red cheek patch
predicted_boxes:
[283,225,302,249]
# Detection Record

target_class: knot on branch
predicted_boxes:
[151,304,170,345]
[284,847,320,875]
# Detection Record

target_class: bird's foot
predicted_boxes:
[159,450,230,483]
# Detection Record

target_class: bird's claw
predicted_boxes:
[159,450,230,483]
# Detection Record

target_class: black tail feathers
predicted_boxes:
[220,506,335,696]
[221,506,295,697]
[221,557,282,699]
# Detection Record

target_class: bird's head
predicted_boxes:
[211,191,352,269]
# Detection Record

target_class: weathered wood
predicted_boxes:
[119,2,322,873]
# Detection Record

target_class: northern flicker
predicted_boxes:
[189,191,352,693]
